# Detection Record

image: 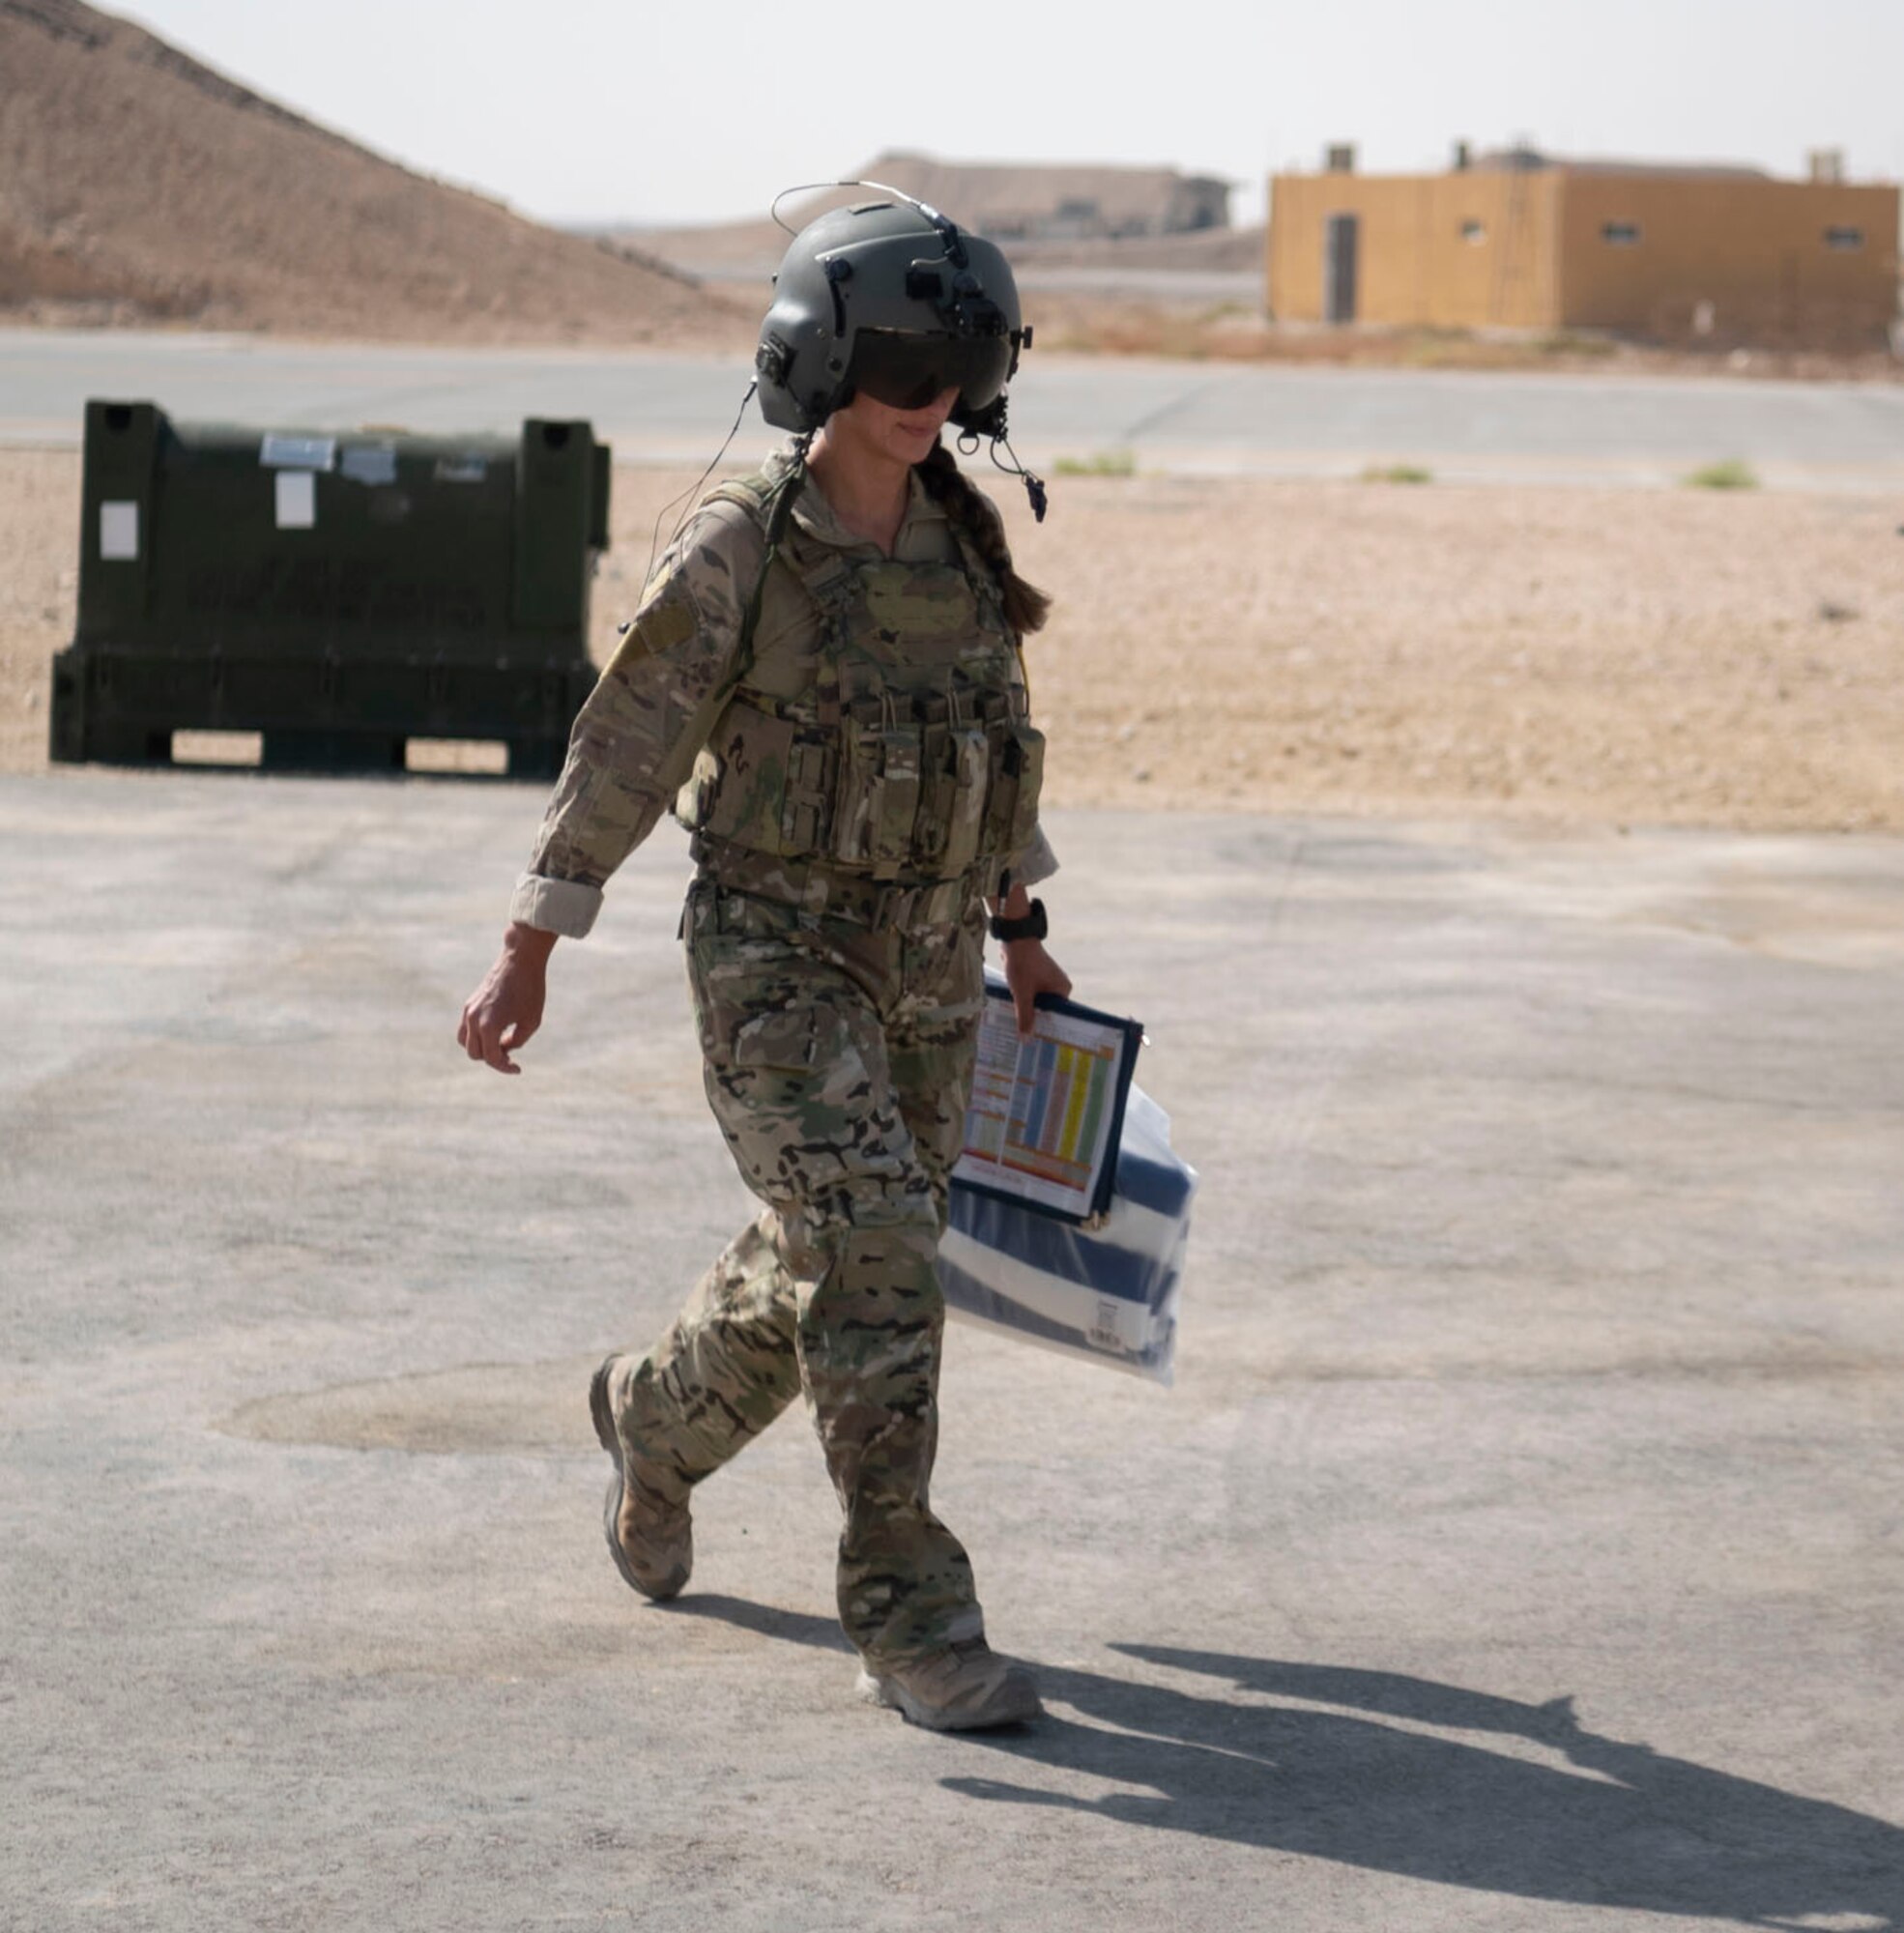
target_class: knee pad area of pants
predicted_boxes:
[835,1223,940,1304]
[801,1223,944,1397]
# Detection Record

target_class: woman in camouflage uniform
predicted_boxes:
[458,198,1069,1730]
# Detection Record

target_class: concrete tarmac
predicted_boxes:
[5,770,1904,1931]
[5,327,1904,488]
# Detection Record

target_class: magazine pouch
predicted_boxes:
[980,719,1046,866]
[870,703,923,877]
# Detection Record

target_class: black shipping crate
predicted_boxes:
[50,401,611,777]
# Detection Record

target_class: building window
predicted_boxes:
[1601,221,1641,245]
[1824,226,1865,250]
[1460,219,1486,245]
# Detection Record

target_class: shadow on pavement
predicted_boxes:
[669,1599,1902,1928]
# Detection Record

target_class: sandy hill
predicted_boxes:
[0,0,752,345]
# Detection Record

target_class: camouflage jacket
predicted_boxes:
[509,449,1057,938]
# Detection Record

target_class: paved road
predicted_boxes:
[7,772,1903,1929]
[5,326,1902,486]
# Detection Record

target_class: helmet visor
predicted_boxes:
[849,329,1014,414]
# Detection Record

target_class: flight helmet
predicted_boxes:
[755,195,1031,439]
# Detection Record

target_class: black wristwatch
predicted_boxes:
[989,897,1048,944]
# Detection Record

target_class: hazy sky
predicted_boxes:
[117,0,1904,231]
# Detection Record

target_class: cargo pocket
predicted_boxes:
[730,1003,831,1072]
[705,995,879,1197]
[726,999,871,1116]
[685,890,802,1062]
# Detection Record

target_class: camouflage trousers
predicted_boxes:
[598,873,988,1666]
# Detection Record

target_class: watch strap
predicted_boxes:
[989,897,1048,944]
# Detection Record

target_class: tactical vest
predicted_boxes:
[673,464,1044,889]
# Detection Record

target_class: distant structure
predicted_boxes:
[859,152,1230,240]
[1268,143,1900,347]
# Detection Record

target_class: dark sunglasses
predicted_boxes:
[848,330,1015,413]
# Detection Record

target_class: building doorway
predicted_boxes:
[1324,214,1360,324]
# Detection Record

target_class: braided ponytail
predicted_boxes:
[916,441,1052,637]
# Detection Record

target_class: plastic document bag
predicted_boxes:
[940,1085,1197,1385]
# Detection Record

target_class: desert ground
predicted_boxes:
[5,450,1899,833]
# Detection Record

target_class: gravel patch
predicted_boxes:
[7,453,1899,832]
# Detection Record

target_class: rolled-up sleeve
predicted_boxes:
[509,505,763,938]
[1010,822,1058,889]
[507,872,608,936]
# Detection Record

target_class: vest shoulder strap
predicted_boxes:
[704,472,779,525]
[700,455,810,718]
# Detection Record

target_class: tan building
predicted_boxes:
[1268,147,1900,348]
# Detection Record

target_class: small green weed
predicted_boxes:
[1360,462,1433,485]
[1053,449,1138,477]
[1684,459,1759,491]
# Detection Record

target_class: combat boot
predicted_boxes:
[589,1357,691,1602]
[857,1638,1043,1731]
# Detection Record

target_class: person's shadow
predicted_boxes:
[671,1596,1902,1927]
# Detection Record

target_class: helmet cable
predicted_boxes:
[974,429,1044,526]
[643,377,761,595]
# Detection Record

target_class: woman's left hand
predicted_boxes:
[1002,939,1073,1038]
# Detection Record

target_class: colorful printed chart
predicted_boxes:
[954,986,1142,1222]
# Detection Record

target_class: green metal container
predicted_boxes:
[51,401,611,778]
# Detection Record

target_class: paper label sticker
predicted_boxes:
[260,433,337,472]
[100,501,139,562]
[274,470,317,530]
[339,442,398,486]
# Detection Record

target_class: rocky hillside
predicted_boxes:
[0,0,752,344]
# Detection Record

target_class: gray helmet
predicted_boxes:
[755,197,1031,438]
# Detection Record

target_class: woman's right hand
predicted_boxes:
[457,923,557,1075]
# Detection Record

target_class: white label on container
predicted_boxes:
[339,442,398,486]
[260,433,336,472]
[274,470,317,530]
[100,501,139,562]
